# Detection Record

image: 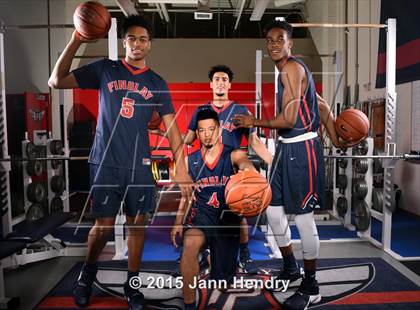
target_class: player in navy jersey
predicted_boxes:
[48,15,192,310]
[233,20,347,309]
[184,65,273,270]
[171,108,257,309]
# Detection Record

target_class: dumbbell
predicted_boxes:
[27,182,46,203]
[25,141,38,159]
[51,159,62,169]
[26,203,44,222]
[50,175,65,194]
[50,196,64,213]
[355,201,371,231]
[337,174,348,190]
[49,140,64,155]
[27,160,43,176]
[354,158,369,174]
[338,158,348,169]
[337,196,348,218]
[352,178,368,199]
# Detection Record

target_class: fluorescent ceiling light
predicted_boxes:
[116,0,138,16]
[250,0,269,21]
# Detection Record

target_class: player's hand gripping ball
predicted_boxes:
[225,170,272,217]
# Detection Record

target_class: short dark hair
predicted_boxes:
[120,15,154,40]
[263,19,293,38]
[196,108,219,127]
[208,65,234,82]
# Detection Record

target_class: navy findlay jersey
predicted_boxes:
[188,101,255,149]
[276,57,321,138]
[73,58,174,170]
[188,145,235,217]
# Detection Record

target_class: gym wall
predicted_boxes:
[306,0,420,216]
[77,38,322,83]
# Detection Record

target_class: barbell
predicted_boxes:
[327,154,420,160]
[4,153,420,163]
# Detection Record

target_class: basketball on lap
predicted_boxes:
[225,170,271,218]
[73,1,111,40]
[335,109,370,144]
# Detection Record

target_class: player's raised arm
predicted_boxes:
[48,31,95,89]
[162,114,193,198]
[232,61,304,130]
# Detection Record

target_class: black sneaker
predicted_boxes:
[283,278,321,310]
[73,263,98,307]
[238,247,253,270]
[275,265,303,282]
[124,281,145,310]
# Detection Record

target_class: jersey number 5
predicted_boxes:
[120,97,135,118]
[207,192,220,209]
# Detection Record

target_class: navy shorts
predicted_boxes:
[89,164,156,218]
[185,206,241,282]
[269,136,325,214]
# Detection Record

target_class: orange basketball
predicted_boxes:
[225,170,272,218]
[335,109,370,143]
[148,110,162,130]
[73,1,111,40]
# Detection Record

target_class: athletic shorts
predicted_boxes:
[185,205,241,282]
[89,164,156,218]
[269,136,325,214]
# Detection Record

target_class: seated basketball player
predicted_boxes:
[183,65,273,270]
[171,108,258,309]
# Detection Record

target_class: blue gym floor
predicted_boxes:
[371,210,420,257]
[52,209,420,261]
[142,216,273,261]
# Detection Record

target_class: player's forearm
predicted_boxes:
[250,135,273,165]
[167,126,188,173]
[183,130,196,145]
[253,114,294,130]
[322,113,341,148]
[174,197,189,225]
[319,101,341,148]
[48,38,81,88]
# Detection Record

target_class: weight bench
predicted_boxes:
[0,212,74,309]
[0,241,27,310]
[6,212,74,243]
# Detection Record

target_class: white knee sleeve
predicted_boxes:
[294,212,319,260]
[266,206,291,247]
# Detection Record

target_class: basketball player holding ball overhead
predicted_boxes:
[49,5,192,310]
[171,108,261,310]
[233,19,351,309]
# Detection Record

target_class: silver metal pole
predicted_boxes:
[0,31,13,237]
[382,18,397,251]
[109,17,125,259]
[59,89,70,213]
[108,18,118,61]
[255,50,262,123]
